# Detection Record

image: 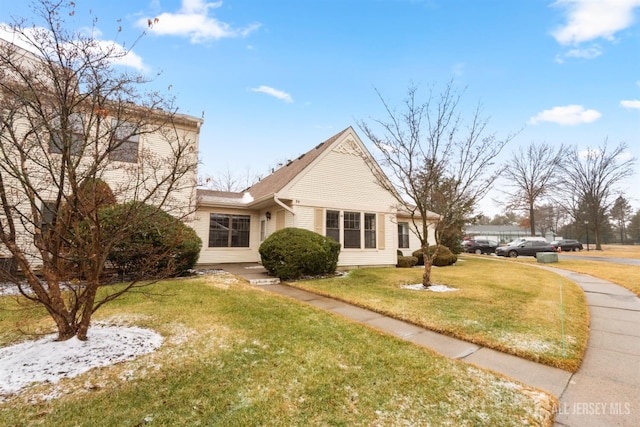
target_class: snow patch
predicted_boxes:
[0,325,163,396]
[402,284,459,292]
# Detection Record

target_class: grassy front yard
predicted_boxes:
[0,273,556,426]
[288,257,589,372]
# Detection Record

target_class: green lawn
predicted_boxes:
[287,257,589,372]
[0,273,556,426]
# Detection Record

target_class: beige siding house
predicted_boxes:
[194,127,438,268]
[0,39,203,265]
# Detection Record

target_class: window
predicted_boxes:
[49,113,83,155]
[40,201,56,235]
[208,213,250,247]
[364,213,376,248]
[326,210,340,243]
[398,222,410,248]
[109,119,139,163]
[343,211,360,248]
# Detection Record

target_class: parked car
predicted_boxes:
[496,240,557,258]
[506,236,548,245]
[550,239,583,252]
[463,239,498,254]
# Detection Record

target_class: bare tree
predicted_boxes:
[0,1,200,341]
[533,203,556,238]
[199,166,257,192]
[563,141,636,250]
[500,142,570,236]
[358,81,516,288]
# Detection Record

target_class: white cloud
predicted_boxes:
[250,85,293,103]
[621,99,640,109]
[577,147,602,159]
[529,104,602,125]
[555,44,603,62]
[552,0,640,45]
[138,0,260,43]
[96,40,148,71]
[565,45,603,59]
[0,24,148,72]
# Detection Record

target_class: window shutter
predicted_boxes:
[314,208,323,234]
[377,213,385,250]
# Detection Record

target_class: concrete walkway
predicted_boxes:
[214,263,640,426]
[540,267,640,427]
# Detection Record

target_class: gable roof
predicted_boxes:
[243,127,350,200]
[197,127,352,206]
[196,126,439,222]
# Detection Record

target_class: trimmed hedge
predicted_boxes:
[102,202,202,279]
[259,228,341,280]
[396,256,418,268]
[412,245,457,267]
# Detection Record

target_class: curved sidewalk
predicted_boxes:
[539,267,640,427]
[218,263,639,426]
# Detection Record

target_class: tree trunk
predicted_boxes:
[422,243,434,288]
[595,227,603,251]
[529,204,536,236]
[76,282,99,341]
[422,261,432,288]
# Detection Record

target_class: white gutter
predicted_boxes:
[274,193,295,215]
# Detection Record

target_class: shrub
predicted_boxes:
[412,245,457,267]
[102,202,202,279]
[259,228,341,280]
[412,248,425,265]
[396,256,418,268]
[432,245,458,266]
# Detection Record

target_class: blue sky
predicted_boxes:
[1,0,639,216]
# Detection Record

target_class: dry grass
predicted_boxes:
[0,273,557,426]
[549,260,640,297]
[289,258,589,372]
[499,244,640,297]
[559,244,640,259]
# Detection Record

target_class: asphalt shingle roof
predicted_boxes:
[197,127,351,205]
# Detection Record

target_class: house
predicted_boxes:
[192,127,439,268]
[1,39,437,271]
[0,38,202,266]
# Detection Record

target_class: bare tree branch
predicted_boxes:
[0,0,200,341]
[358,80,517,287]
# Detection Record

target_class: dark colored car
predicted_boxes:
[550,239,583,252]
[463,239,498,254]
[495,240,557,258]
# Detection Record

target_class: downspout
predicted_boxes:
[273,193,295,215]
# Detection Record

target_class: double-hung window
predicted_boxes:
[364,213,376,248]
[110,119,139,163]
[398,222,410,248]
[325,210,378,249]
[50,113,83,155]
[343,211,361,248]
[326,210,340,243]
[209,213,250,247]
